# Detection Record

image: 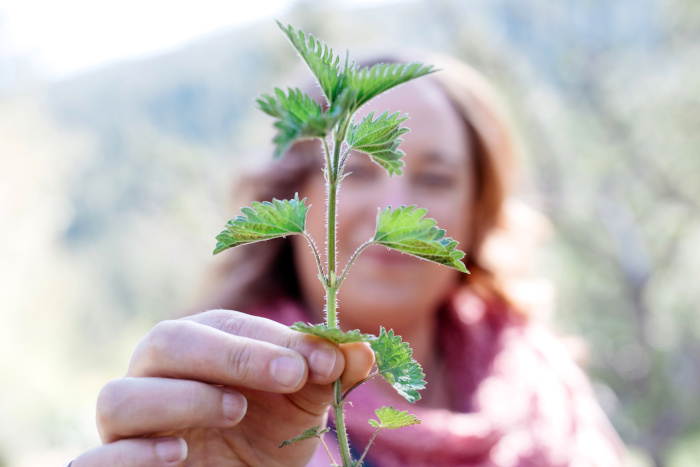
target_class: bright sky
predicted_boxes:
[0,0,296,81]
[0,0,405,87]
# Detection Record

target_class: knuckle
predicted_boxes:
[219,313,249,337]
[128,320,185,376]
[96,379,126,435]
[177,381,202,416]
[133,320,183,369]
[218,311,286,343]
[285,330,325,359]
[283,330,307,350]
[225,341,255,381]
[147,320,183,354]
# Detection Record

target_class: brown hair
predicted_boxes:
[196,52,524,315]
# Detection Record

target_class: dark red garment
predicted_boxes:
[250,290,626,467]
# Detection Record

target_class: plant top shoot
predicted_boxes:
[213,21,468,467]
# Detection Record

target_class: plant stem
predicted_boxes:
[325,133,342,329]
[325,283,338,330]
[342,371,380,401]
[323,138,332,177]
[355,429,382,467]
[303,232,326,283]
[318,434,339,467]
[325,128,355,466]
[325,178,339,328]
[333,379,353,467]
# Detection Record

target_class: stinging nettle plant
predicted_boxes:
[213,21,468,467]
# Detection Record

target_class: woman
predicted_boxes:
[70,53,625,466]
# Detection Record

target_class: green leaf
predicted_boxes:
[370,327,426,403]
[279,425,330,448]
[346,110,409,176]
[213,194,308,254]
[372,206,468,273]
[291,322,377,344]
[257,87,338,158]
[368,406,421,429]
[277,21,344,106]
[346,62,435,111]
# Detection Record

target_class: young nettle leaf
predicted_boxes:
[356,406,421,467]
[346,62,435,112]
[292,322,377,344]
[213,194,308,254]
[371,327,426,403]
[373,206,468,273]
[346,110,409,176]
[257,87,338,158]
[280,425,331,448]
[277,21,344,106]
[368,406,421,430]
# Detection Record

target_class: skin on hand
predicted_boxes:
[72,310,374,467]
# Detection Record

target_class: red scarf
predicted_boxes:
[249,291,625,467]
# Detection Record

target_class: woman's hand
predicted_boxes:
[71,310,375,467]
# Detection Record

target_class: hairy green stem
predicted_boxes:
[325,284,338,331]
[325,128,356,466]
[339,147,352,169]
[325,182,339,328]
[355,429,382,467]
[323,138,332,177]
[318,434,339,467]
[325,133,343,328]
[342,371,380,401]
[333,379,353,467]
[303,232,326,282]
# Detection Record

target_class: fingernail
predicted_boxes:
[156,438,187,463]
[309,348,337,379]
[270,355,305,388]
[222,391,247,423]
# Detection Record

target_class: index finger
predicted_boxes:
[188,309,346,384]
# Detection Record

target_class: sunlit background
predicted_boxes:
[1,0,699,466]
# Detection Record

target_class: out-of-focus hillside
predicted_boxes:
[1,0,699,466]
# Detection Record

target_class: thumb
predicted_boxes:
[339,342,375,392]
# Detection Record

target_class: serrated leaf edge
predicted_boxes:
[213,194,309,255]
[370,327,426,403]
[368,406,421,429]
[372,205,468,273]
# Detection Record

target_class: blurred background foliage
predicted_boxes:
[1,0,699,466]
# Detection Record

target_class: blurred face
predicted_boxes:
[293,79,474,334]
